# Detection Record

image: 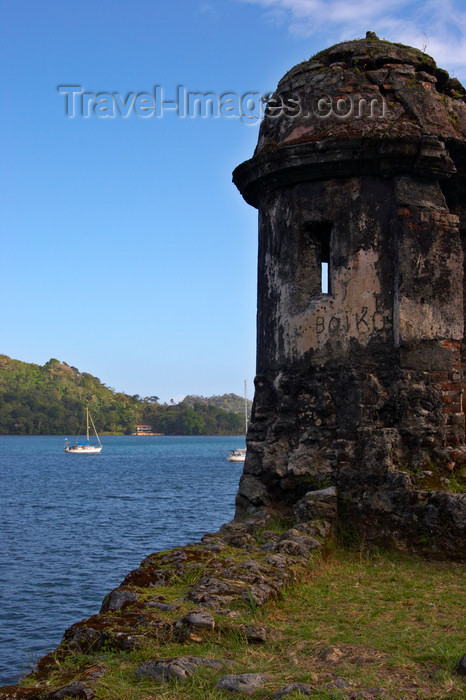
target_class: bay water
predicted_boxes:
[0,435,244,686]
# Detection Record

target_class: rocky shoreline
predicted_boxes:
[2,505,465,699]
[0,514,332,699]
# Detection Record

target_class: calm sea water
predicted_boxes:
[0,435,244,686]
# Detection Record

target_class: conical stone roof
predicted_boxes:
[257,32,466,151]
[234,33,466,206]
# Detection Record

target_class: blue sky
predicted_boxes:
[1,0,465,403]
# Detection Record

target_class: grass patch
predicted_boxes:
[18,547,465,699]
[269,549,465,697]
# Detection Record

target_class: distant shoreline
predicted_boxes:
[0,433,245,437]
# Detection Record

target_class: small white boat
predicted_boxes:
[226,380,249,463]
[65,407,102,454]
[227,448,246,463]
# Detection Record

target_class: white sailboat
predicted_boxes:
[65,406,103,454]
[227,381,248,463]
[226,447,247,463]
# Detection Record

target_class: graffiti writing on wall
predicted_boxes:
[314,307,391,337]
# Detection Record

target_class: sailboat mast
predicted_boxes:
[89,411,102,447]
[86,406,90,442]
[244,380,248,435]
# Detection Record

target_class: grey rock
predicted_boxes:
[293,488,338,524]
[179,611,215,630]
[456,652,466,675]
[275,539,313,557]
[236,475,270,508]
[275,533,322,557]
[241,582,276,607]
[188,576,246,608]
[240,559,271,575]
[423,492,466,541]
[239,624,269,643]
[136,656,224,683]
[258,530,281,543]
[111,632,146,651]
[216,673,270,694]
[265,553,290,568]
[63,625,100,648]
[225,532,258,550]
[215,608,241,617]
[280,528,304,540]
[100,588,138,612]
[259,542,276,551]
[279,529,322,550]
[294,520,331,538]
[47,681,94,699]
[136,659,191,682]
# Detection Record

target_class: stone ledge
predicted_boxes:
[233,136,458,207]
[1,516,330,699]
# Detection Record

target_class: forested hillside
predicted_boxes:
[0,355,245,435]
[182,393,252,416]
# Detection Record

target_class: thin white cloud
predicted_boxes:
[198,2,219,16]
[240,0,466,80]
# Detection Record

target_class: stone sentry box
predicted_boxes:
[233,34,466,555]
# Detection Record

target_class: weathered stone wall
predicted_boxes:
[233,34,466,557]
[256,176,394,367]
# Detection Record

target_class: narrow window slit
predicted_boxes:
[321,262,329,294]
[305,221,333,295]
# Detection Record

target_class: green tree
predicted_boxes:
[0,354,251,436]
